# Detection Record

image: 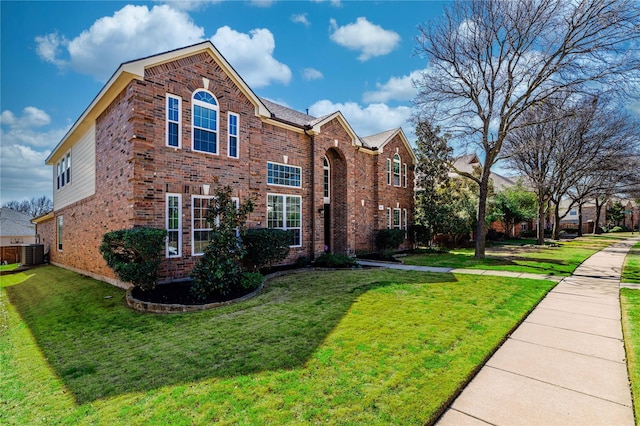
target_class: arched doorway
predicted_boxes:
[324,148,347,254]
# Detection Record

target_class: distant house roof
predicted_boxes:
[450,154,515,190]
[0,208,36,238]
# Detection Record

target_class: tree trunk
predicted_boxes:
[536,190,546,245]
[593,199,603,234]
[577,203,583,237]
[552,202,561,240]
[474,176,490,259]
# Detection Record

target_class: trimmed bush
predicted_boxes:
[99,227,167,291]
[313,253,358,268]
[242,228,291,271]
[375,229,406,252]
[240,272,264,291]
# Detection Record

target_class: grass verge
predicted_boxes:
[0,263,20,272]
[622,242,640,284]
[403,234,632,276]
[621,288,640,422]
[1,265,555,425]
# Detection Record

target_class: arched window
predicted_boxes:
[323,156,330,202]
[393,154,401,186]
[192,90,218,154]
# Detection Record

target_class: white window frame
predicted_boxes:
[323,156,330,203]
[191,89,219,155]
[267,193,302,247]
[387,207,392,229]
[393,154,401,187]
[57,215,63,251]
[166,94,182,149]
[393,208,401,229]
[403,208,408,238]
[267,162,302,188]
[386,158,392,185]
[191,195,215,256]
[403,163,408,188]
[228,112,239,158]
[166,193,182,258]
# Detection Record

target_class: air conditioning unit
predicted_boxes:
[21,244,44,266]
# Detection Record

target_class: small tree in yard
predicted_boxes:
[488,182,537,238]
[190,185,254,301]
[100,227,167,291]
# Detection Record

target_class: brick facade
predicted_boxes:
[43,41,416,286]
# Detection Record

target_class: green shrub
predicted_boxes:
[240,272,264,291]
[190,185,254,301]
[99,227,167,291]
[375,229,406,252]
[609,226,626,233]
[313,253,358,268]
[242,228,291,271]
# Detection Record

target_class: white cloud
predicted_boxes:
[309,99,412,137]
[329,17,400,61]
[35,5,205,81]
[311,0,342,7]
[157,1,223,11]
[302,68,323,81]
[363,70,422,103]
[250,0,274,7]
[211,26,292,87]
[0,144,52,205]
[291,13,310,27]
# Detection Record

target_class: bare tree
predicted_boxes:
[2,196,53,218]
[413,0,640,257]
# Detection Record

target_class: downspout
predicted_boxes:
[304,127,316,261]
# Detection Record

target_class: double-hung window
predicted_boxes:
[228,112,239,158]
[267,162,301,187]
[192,90,218,154]
[393,154,401,186]
[56,153,71,190]
[166,94,181,148]
[192,195,215,255]
[393,208,401,229]
[403,163,408,188]
[386,159,392,185]
[387,207,392,229]
[323,156,330,202]
[166,194,182,257]
[267,194,302,247]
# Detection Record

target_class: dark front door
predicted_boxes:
[324,203,331,252]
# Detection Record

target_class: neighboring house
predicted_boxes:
[450,154,516,191]
[557,198,639,233]
[0,208,36,264]
[34,41,416,287]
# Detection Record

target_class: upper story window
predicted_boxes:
[267,162,301,188]
[192,90,218,154]
[166,94,182,148]
[56,152,71,190]
[403,163,408,188]
[386,159,391,185]
[323,156,330,202]
[228,112,239,158]
[393,154,401,186]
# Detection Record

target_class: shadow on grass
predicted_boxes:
[405,252,571,273]
[5,265,458,404]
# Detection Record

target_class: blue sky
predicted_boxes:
[0,0,449,205]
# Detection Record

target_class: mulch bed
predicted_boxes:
[131,282,254,305]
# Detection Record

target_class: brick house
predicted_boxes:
[34,41,416,287]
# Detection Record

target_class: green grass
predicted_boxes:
[1,265,556,425]
[621,288,640,421]
[0,263,19,272]
[403,234,632,276]
[622,242,640,284]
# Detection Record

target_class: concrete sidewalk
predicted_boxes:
[434,236,640,426]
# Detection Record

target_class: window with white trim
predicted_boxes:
[323,156,330,202]
[166,193,182,257]
[387,207,392,229]
[166,94,181,148]
[228,112,239,158]
[57,215,63,251]
[267,162,302,187]
[267,194,302,246]
[192,90,218,154]
[393,208,401,229]
[393,154,401,186]
[386,159,391,185]
[403,163,408,188]
[56,152,71,190]
[403,208,408,237]
[192,195,215,255]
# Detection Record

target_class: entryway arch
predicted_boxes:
[323,148,347,254]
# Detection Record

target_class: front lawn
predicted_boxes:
[622,241,640,284]
[0,263,19,272]
[403,234,631,276]
[621,288,640,420]
[1,265,555,425]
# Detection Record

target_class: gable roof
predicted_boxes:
[450,154,515,190]
[0,208,36,238]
